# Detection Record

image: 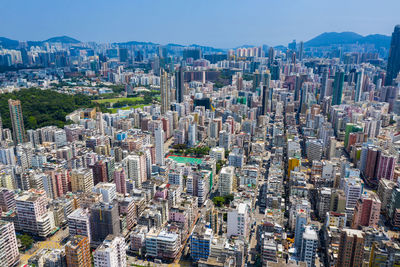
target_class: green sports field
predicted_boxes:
[167,156,203,164]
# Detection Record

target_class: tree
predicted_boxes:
[212,196,225,207]
[224,194,234,205]
[0,88,106,130]
[18,234,34,250]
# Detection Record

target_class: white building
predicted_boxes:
[0,147,16,166]
[93,183,117,203]
[93,235,126,267]
[219,166,234,196]
[209,147,225,161]
[0,220,19,266]
[188,124,197,147]
[123,154,143,188]
[227,203,249,238]
[67,208,91,242]
[306,139,323,161]
[16,189,55,237]
[300,226,318,267]
[343,177,363,208]
[155,127,165,166]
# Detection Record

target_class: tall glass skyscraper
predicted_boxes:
[176,66,185,103]
[160,68,170,115]
[386,25,400,85]
[8,99,26,144]
[332,71,345,106]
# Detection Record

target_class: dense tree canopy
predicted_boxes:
[0,88,104,130]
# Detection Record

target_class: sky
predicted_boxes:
[1,0,400,48]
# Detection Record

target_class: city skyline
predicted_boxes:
[1,0,400,48]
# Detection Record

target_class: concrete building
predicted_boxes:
[93,183,117,203]
[70,168,94,193]
[336,229,365,267]
[155,127,165,166]
[0,220,19,267]
[306,139,323,161]
[145,229,180,260]
[377,179,396,214]
[227,203,249,238]
[123,155,143,188]
[15,189,55,237]
[351,192,381,229]
[209,147,225,161]
[113,168,126,194]
[219,166,234,196]
[190,225,213,262]
[8,99,26,144]
[90,201,121,244]
[65,235,91,267]
[299,226,318,267]
[93,235,126,267]
[68,208,91,243]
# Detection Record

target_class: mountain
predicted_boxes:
[0,37,19,49]
[117,40,157,46]
[44,36,80,43]
[305,32,363,47]
[305,32,391,48]
[357,34,391,48]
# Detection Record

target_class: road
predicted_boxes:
[19,227,69,265]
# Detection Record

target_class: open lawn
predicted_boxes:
[93,97,143,104]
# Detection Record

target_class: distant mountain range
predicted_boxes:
[304,32,391,48]
[0,35,81,49]
[0,32,392,51]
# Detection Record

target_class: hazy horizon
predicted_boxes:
[1,0,399,48]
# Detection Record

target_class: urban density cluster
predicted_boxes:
[0,24,399,267]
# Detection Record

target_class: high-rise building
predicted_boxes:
[176,66,185,103]
[332,71,344,106]
[298,41,304,61]
[219,166,234,196]
[70,168,94,193]
[113,168,126,194]
[300,226,318,267]
[320,66,329,101]
[68,208,91,243]
[155,126,165,166]
[351,192,381,229]
[261,73,271,115]
[344,178,363,209]
[90,201,121,243]
[93,183,116,204]
[376,151,397,181]
[0,188,15,212]
[93,235,126,267]
[123,155,143,188]
[118,48,128,63]
[336,229,365,267]
[377,179,396,215]
[227,203,249,238]
[294,209,308,252]
[190,225,213,262]
[8,99,26,144]
[16,189,54,237]
[65,235,91,267]
[0,220,19,267]
[145,229,180,260]
[306,139,323,161]
[354,70,364,102]
[160,68,170,114]
[386,25,400,85]
[268,47,274,67]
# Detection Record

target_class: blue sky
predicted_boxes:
[1,0,399,48]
